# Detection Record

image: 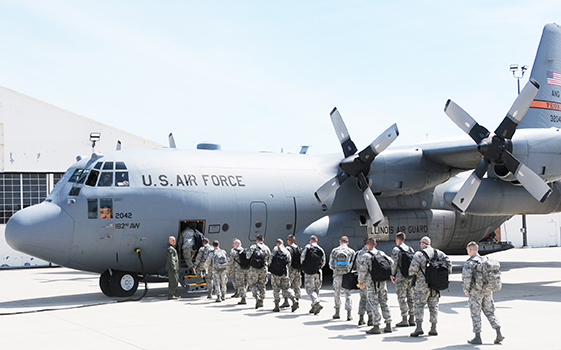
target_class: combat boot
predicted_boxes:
[408,314,415,326]
[280,298,290,308]
[314,303,323,315]
[215,297,221,303]
[367,314,373,327]
[428,322,438,336]
[291,299,299,312]
[358,314,365,325]
[494,327,505,344]
[410,322,424,337]
[384,322,392,333]
[366,325,381,334]
[396,316,409,327]
[273,302,280,312]
[347,310,353,321]
[238,297,247,305]
[333,308,340,319]
[255,298,263,309]
[231,291,239,298]
[468,333,482,345]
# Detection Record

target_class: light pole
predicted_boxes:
[510,63,530,247]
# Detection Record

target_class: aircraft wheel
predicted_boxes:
[110,270,139,297]
[99,270,115,297]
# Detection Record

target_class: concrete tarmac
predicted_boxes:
[1,247,560,350]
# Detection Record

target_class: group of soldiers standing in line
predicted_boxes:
[166,230,505,345]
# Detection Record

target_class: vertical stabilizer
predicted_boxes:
[519,23,561,129]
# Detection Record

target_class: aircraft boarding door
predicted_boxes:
[548,221,559,247]
[249,201,267,241]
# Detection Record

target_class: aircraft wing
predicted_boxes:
[419,136,481,170]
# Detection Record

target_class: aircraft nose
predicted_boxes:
[5,201,74,266]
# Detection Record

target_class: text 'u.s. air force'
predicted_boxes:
[141,174,245,187]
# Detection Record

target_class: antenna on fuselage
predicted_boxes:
[90,132,101,154]
[168,133,177,148]
[116,140,122,151]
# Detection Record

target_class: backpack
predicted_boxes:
[368,251,392,282]
[249,245,266,269]
[421,249,450,291]
[193,231,204,251]
[397,245,415,277]
[269,250,289,276]
[332,248,353,273]
[213,249,228,271]
[302,245,323,275]
[236,248,251,270]
[287,245,303,269]
[478,256,502,292]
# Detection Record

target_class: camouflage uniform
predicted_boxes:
[300,242,326,308]
[408,245,451,325]
[195,244,214,297]
[246,242,271,302]
[357,248,393,326]
[228,246,249,299]
[462,253,501,333]
[329,244,356,312]
[391,242,415,319]
[205,247,228,300]
[166,243,179,298]
[356,246,373,318]
[269,245,295,304]
[180,228,195,269]
[286,243,302,300]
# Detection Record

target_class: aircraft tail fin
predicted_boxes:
[518,23,561,129]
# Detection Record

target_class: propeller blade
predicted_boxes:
[314,173,349,203]
[330,107,358,158]
[358,123,399,164]
[357,173,385,226]
[444,100,490,144]
[452,159,490,212]
[501,151,552,203]
[495,78,540,139]
[168,133,177,148]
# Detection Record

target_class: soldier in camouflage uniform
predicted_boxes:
[246,234,271,309]
[300,235,326,315]
[463,241,504,345]
[205,240,228,302]
[166,236,180,300]
[286,235,302,305]
[391,232,415,327]
[408,236,451,337]
[180,227,196,270]
[194,238,214,298]
[357,237,393,334]
[269,239,298,312]
[227,239,239,298]
[356,239,374,326]
[329,235,356,321]
[228,238,250,304]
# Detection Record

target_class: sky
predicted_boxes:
[1,0,560,155]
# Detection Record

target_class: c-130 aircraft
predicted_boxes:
[6,23,561,297]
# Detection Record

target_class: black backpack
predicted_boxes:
[287,245,303,269]
[193,232,204,251]
[368,251,392,282]
[269,250,289,276]
[398,245,415,277]
[421,249,449,291]
[302,245,323,275]
[249,245,266,269]
[236,248,251,270]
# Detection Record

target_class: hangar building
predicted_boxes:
[0,86,161,267]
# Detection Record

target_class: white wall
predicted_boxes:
[502,214,561,248]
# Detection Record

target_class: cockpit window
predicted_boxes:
[94,162,103,170]
[116,162,127,170]
[98,172,113,187]
[69,169,88,183]
[102,162,114,170]
[115,172,129,187]
[100,198,112,219]
[88,199,98,219]
[86,170,99,187]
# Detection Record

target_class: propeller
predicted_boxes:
[314,107,399,226]
[444,78,552,212]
